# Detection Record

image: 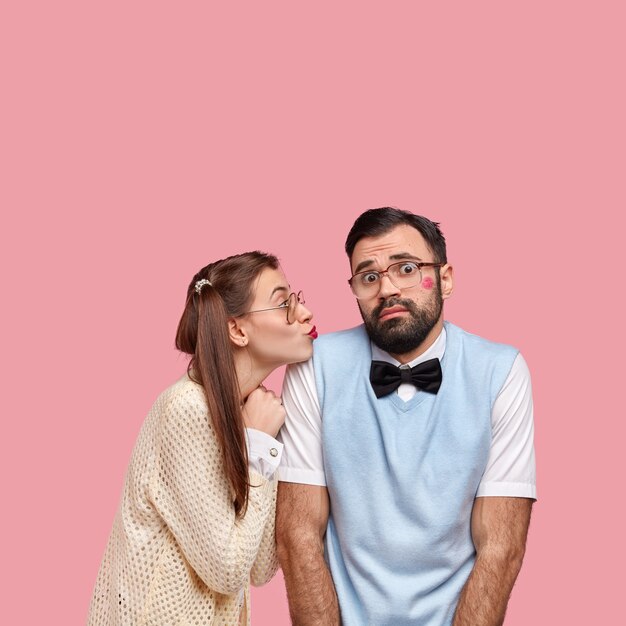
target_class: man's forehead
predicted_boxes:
[351,225,430,267]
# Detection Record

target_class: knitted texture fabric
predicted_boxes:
[87,375,279,625]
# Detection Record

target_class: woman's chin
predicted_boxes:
[288,344,314,365]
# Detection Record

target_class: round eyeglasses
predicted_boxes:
[348,262,442,299]
[245,291,305,324]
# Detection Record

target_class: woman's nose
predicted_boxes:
[297,302,313,323]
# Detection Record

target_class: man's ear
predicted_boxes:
[440,263,454,300]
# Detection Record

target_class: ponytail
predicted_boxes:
[175,252,279,516]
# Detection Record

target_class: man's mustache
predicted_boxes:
[372,298,418,320]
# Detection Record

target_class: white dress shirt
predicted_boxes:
[245,428,283,479]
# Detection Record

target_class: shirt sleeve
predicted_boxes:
[276,359,327,485]
[476,352,537,499]
[245,428,283,479]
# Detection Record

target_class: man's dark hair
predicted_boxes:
[345,207,447,264]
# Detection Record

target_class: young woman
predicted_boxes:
[88,251,316,625]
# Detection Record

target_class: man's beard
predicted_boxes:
[359,288,443,356]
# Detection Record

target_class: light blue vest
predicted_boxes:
[313,321,518,625]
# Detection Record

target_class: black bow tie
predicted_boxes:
[369,358,442,399]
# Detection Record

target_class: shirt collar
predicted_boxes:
[370,326,446,368]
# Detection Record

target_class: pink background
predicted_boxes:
[2,2,624,624]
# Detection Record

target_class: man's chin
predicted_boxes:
[370,327,420,352]
[376,316,408,330]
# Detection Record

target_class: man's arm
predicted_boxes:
[276,482,340,626]
[453,496,533,626]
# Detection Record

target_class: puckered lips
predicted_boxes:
[378,305,409,322]
[307,325,318,339]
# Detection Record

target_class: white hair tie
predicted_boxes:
[194,278,212,294]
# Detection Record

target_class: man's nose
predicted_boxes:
[377,273,401,299]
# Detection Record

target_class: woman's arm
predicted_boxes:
[250,485,280,586]
[149,385,276,595]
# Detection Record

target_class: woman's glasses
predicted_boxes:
[245,291,305,324]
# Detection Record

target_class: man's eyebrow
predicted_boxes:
[389,252,423,262]
[353,259,375,274]
[353,253,423,274]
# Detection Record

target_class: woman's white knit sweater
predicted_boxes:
[87,375,279,625]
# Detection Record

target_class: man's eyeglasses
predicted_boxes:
[245,291,305,324]
[348,262,442,299]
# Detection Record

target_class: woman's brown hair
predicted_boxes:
[175,251,279,517]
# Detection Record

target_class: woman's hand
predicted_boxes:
[242,386,286,438]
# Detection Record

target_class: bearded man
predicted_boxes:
[276,207,536,626]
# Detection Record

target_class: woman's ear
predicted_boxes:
[228,318,249,347]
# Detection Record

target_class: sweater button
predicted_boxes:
[269,448,278,457]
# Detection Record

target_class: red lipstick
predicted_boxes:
[308,325,318,339]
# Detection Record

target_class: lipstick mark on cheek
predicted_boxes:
[421,277,434,289]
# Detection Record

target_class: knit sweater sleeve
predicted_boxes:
[149,383,277,595]
[250,484,280,586]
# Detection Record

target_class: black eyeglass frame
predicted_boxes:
[348,261,443,299]
[245,290,305,324]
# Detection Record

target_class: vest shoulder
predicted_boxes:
[314,325,368,348]
[446,322,519,358]
[312,325,370,368]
